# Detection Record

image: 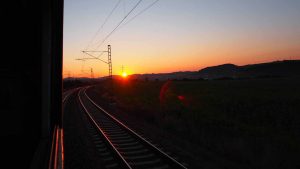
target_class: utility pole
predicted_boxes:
[91,68,94,79]
[77,45,112,80]
[108,45,112,80]
[107,45,114,99]
[77,45,114,98]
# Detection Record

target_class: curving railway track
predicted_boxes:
[77,87,187,169]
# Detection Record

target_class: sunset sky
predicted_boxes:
[63,0,300,78]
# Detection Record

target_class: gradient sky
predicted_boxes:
[63,0,300,78]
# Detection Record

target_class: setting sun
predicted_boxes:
[122,72,127,78]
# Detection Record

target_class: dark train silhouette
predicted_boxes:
[1,0,63,168]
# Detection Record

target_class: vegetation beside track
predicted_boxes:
[92,77,300,168]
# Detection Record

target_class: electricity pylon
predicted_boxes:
[90,68,94,79]
[76,45,112,80]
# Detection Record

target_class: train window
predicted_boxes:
[62,1,300,169]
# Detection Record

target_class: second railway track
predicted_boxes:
[78,87,187,169]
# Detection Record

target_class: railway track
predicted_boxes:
[49,88,78,169]
[63,87,79,103]
[78,87,187,169]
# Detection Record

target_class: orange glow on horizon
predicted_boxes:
[122,72,128,78]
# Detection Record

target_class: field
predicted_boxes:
[93,77,300,168]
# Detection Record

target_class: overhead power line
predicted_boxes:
[120,0,160,29]
[85,0,122,50]
[95,0,143,50]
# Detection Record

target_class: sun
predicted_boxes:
[122,72,127,78]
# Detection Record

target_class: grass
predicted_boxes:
[101,77,300,168]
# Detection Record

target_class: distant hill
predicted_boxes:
[198,60,300,79]
[239,60,300,77]
[198,64,239,79]
[129,60,300,80]
[129,71,201,81]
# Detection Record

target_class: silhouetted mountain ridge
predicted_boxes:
[240,60,300,77]
[130,60,300,80]
[199,63,239,79]
[198,60,300,79]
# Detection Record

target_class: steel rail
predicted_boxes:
[83,87,187,169]
[78,88,132,169]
